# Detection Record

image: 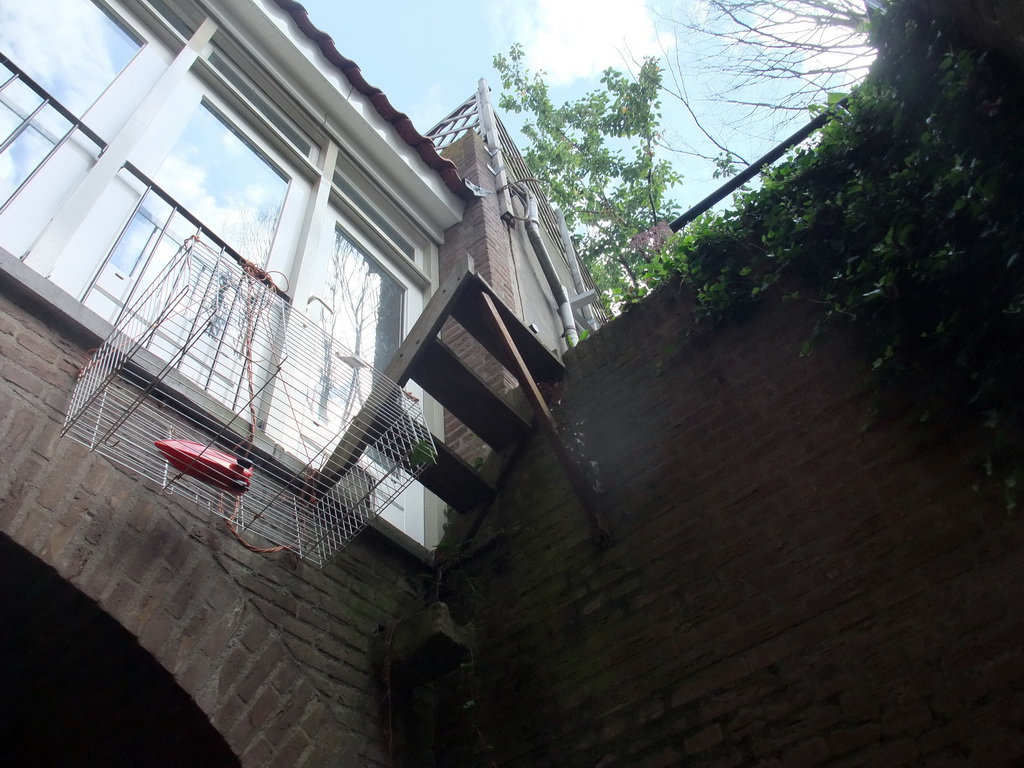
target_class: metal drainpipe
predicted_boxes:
[525,191,579,347]
[553,205,598,331]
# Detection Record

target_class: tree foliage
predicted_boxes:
[493,45,680,294]
[655,0,874,153]
[632,8,1024,499]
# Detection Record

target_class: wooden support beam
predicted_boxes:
[450,280,565,384]
[476,292,610,543]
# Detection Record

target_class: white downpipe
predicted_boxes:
[553,205,598,331]
[525,192,578,347]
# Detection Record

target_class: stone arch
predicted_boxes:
[0,286,420,767]
[0,532,240,767]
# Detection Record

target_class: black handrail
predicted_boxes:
[669,99,849,232]
[0,53,108,150]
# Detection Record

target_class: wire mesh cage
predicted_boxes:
[63,236,435,566]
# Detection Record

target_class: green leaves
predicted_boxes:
[493,46,680,297]
[408,438,437,469]
[624,6,1024,478]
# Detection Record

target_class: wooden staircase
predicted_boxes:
[319,260,609,543]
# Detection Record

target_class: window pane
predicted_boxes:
[108,194,173,275]
[156,102,288,266]
[0,0,141,116]
[0,125,52,206]
[0,77,77,206]
[324,226,403,373]
[332,171,416,260]
[208,48,313,159]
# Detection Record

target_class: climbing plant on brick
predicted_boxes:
[632,5,1024,501]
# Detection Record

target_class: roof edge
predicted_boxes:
[270,0,474,202]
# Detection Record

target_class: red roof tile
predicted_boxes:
[270,0,473,201]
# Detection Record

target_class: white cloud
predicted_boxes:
[0,0,136,116]
[407,84,448,133]
[491,0,671,86]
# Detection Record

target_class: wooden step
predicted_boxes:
[383,267,479,387]
[450,286,565,384]
[407,337,531,450]
[320,261,558,513]
[417,440,496,512]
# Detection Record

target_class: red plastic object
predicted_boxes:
[154,439,253,495]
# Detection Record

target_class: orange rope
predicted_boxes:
[225,258,298,555]
[223,496,289,553]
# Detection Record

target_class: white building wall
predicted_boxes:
[0,0,464,547]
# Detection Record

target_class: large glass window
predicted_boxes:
[155,101,289,267]
[0,0,141,117]
[80,100,291,322]
[322,225,404,373]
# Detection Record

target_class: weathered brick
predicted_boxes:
[830,722,882,754]
[783,737,831,768]
[268,728,310,768]
[686,723,725,754]
[236,642,287,702]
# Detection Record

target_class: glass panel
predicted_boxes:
[332,171,416,260]
[108,194,173,275]
[147,0,198,39]
[155,102,288,267]
[0,80,43,130]
[307,226,403,436]
[208,48,314,159]
[0,127,51,192]
[0,0,141,116]
[323,226,403,373]
[0,76,77,206]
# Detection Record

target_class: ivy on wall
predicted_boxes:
[627,6,1024,500]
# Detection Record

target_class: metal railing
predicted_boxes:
[0,54,106,215]
[669,99,849,232]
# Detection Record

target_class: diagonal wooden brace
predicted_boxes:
[476,292,610,543]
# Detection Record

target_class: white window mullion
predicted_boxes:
[23,17,217,276]
[289,138,338,309]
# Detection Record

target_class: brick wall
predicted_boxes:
[435,284,1024,767]
[0,282,431,767]
[437,132,523,463]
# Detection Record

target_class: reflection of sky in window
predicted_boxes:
[156,103,288,265]
[0,65,78,204]
[0,0,140,117]
[109,195,172,275]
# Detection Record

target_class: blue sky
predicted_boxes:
[298,0,878,214]
[298,0,747,209]
[299,0,669,129]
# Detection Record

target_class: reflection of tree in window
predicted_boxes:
[316,227,402,418]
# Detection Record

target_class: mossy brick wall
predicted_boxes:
[0,282,430,767]
[435,285,1024,767]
